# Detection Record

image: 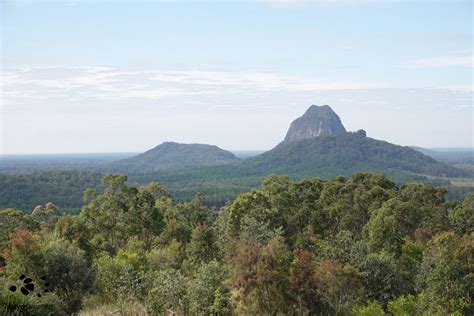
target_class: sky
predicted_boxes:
[0,0,472,154]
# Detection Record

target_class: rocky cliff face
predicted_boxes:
[284,105,346,142]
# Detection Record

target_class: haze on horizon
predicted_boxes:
[1,0,472,154]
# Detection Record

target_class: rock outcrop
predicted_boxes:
[284,105,346,142]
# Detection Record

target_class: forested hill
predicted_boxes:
[239,132,469,178]
[0,133,471,212]
[104,142,238,173]
[0,105,471,212]
[130,132,470,204]
[104,104,469,179]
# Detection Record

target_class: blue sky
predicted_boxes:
[1,0,472,154]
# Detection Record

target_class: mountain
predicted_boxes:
[1,105,472,211]
[237,132,468,178]
[106,142,238,172]
[111,105,469,180]
[284,105,346,142]
[261,105,467,178]
[128,105,469,204]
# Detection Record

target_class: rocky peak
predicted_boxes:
[283,105,347,142]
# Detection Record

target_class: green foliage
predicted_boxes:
[0,172,472,314]
[0,290,66,316]
[106,142,239,173]
[449,192,474,234]
[157,193,214,246]
[80,174,164,255]
[188,261,231,315]
[357,253,407,304]
[186,224,219,265]
[147,269,189,314]
[5,230,44,278]
[0,208,39,252]
[313,260,365,315]
[2,134,472,211]
[94,253,148,304]
[0,170,103,213]
[147,239,185,271]
[3,234,93,313]
[353,300,385,316]
[387,294,424,316]
[231,236,292,315]
[41,239,94,313]
[416,231,473,314]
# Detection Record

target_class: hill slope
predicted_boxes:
[1,105,471,210]
[106,142,238,172]
[128,132,470,204]
[239,132,468,178]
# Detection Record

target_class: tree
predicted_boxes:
[449,192,474,234]
[80,174,163,255]
[5,230,44,278]
[0,208,39,253]
[147,269,189,314]
[95,253,148,304]
[416,231,473,314]
[387,294,425,316]
[353,300,385,316]
[32,202,59,217]
[357,253,407,304]
[319,173,395,238]
[289,250,318,315]
[187,224,219,264]
[147,239,185,271]
[157,194,214,246]
[41,239,95,313]
[188,261,231,315]
[313,260,365,315]
[54,215,92,257]
[231,236,292,315]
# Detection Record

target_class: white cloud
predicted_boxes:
[266,0,460,7]
[0,66,384,105]
[436,85,474,92]
[401,55,473,69]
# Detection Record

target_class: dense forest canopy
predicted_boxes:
[0,171,104,213]
[1,133,473,213]
[0,172,472,314]
[0,166,472,214]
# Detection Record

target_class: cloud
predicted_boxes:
[264,0,432,8]
[0,66,384,105]
[265,0,445,7]
[436,85,473,92]
[2,66,471,119]
[401,55,473,69]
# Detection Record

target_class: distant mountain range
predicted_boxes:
[1,104,472,211]
[412,146,474,165]
[106,104,468,179]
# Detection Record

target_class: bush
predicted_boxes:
[147,269,189,314]
[0,290,66,316]
[353,300,385,316]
